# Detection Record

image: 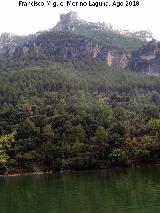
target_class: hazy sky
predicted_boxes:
[0,0,160,39]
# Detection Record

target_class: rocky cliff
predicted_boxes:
[0,12,158,73]
[3,31,128,69]
[54,11,85,31]
[0,12,131,69]
[0,33,17,57]
[129,40,160,75]
[54,12,152,42]
[0,32,36,58]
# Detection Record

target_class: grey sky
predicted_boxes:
[0,0,160,40]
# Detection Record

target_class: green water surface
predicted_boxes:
[1,167,160,213]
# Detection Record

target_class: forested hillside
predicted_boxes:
[0,60,160,174]
[0,11,160,175]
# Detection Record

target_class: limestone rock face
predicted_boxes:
[54,12,152,42]
[0,30,129,69]
[97,47,129,68]
[129,40,160,75]
[0,33,36,58]
[0,33,15,48]
[54,11,84,31]
[0,33,17,57]
[1,12,158,73]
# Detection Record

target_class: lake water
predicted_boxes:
[1,167,160,213]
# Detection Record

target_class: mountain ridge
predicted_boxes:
[0,11,151,51]
[54,11,153,42]
[0,12,159,74]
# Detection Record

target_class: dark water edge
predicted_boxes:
[1,162,160,177]
[1,166,160,213]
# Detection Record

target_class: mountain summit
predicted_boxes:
[54,12,152,42]
[54,11,85,31]
[0,11,158,74]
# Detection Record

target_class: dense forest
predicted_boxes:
[0,58,160,175]
[0,12,159,174]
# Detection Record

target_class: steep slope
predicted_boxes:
[0,12,157,75]
[129,40,160,75]
[0,33,36,56]
[10,31,129,68]
[0,30,130,70]
[54,11,151,51]
[0,12,148,63]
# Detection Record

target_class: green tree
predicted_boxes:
[93,126,108,163]
[0,132,15,171]
[108,148,128,166]
[148,119,160,144]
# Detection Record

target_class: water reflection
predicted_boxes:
[1,167,160,213]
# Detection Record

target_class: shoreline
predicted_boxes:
[1,163,160,178]
[0,171,53,177]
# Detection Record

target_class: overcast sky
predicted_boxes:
[0,0,160,40]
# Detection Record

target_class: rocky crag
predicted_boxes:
[0,12,159,74]
[129,40,160,75]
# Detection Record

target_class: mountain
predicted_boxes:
[0,11,157,74]
[54,11,152,50]
[1,12,160,174]
[0,31,129,69]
